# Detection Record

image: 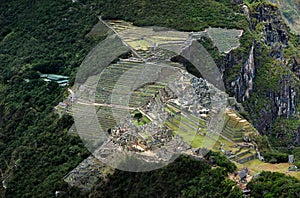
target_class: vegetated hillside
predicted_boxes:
[0,0,244,197]
[247,171,300,197]
[0,0,102,197]
[90,154,242,198]
[238,2,300,148]
[91,0,300,160]
[269,0,300,33]
[94,0,247,31]
[1,0,300,197]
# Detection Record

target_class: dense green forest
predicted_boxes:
[94,0,247,31]
[90,155,242,198]
[0,0,246,197]
[1,0,300,197]
[0,0,101,197]
[248,171,300,197]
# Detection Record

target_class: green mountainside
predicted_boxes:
[92,0,300,160]
[270,0,300,33]
[0,0,100,197]
[1,0,300,197]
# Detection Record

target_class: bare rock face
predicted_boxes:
[292,56,300,78]
[229,44,255,102]
[251,3,289,65]
[276,75,297,118]
[222,3,299,139]
[251,4,299,123]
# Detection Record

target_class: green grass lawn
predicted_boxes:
[238,159,300,180]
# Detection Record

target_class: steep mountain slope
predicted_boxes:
[1,0,300,197]
[90,155,242,198]
[226,2,300,148]
[92,0,300,147]
[0,0,102,197]
[270,0,300,33]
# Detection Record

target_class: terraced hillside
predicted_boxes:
[72,56,259,166]
[95,59,181,108]
[65,18,263,189]
[223,110,257,142]
[106,20,190,60]
[72,19,258,158]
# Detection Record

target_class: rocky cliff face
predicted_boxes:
[252,4,289,46]
[253,4,298,119]
[223,2,300,143]
[276,75,298,118]
[292,56,300,77]
[229,43,255,102]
